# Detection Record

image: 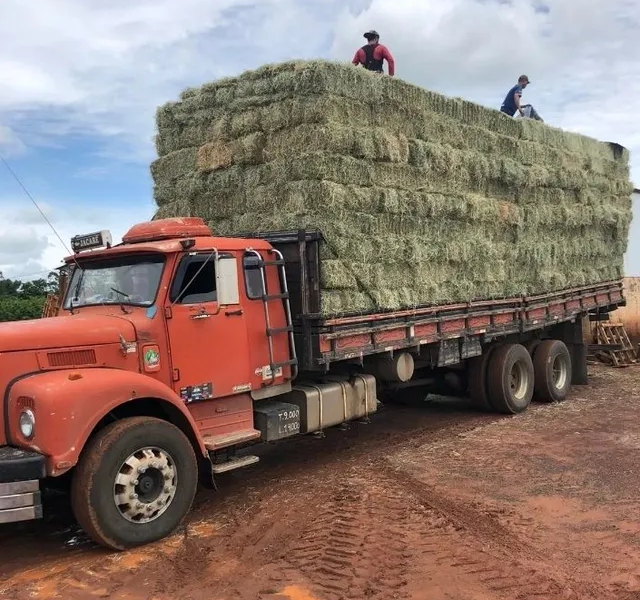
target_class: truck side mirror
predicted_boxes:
[215,255,240,305]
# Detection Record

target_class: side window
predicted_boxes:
[243,253,266,300]
[170,255,217,304]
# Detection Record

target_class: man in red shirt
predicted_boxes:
[352,30,395,77]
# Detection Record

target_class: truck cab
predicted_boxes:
[0,218,312,547]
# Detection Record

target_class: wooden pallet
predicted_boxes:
[594,323,638,366]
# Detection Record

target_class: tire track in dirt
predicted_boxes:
[282,467,412,600]
[380,462,622,600]
[247,456,585,600]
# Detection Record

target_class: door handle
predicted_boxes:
[190,313,211,319]
[225,309,243,316]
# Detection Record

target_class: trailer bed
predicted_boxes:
[239,230,625,372]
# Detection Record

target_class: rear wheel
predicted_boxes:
[71,417,198,551]
[468,346,497,412]
[487,344,534,414]
[533,339,572,402]
[524,339,541,358]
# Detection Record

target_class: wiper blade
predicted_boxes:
[110,287,131,314]
[110,287,130,298]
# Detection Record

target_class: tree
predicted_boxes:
[0,297,45,322]
[0,272,22,297]
[0,272,51,322]
[47,270,60,292]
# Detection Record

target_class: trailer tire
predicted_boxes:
[71,416,198,551]
[487,344,534,414]
[524,339,541,358]
[468,346,497,411]
[533,339,572,403]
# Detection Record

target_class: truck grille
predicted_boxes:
[47,349,97,367]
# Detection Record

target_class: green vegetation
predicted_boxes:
[0,272,58,322]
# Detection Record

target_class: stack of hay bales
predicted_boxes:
[151,60,633,316]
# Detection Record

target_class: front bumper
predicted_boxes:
[0,446,46,524]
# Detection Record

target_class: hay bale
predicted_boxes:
[151,60,632,316]
[194,124,410,172]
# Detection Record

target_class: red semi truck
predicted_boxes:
[0,217,624,549]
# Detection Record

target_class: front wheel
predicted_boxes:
[71,417,198,550]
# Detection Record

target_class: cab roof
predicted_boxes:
[64,217,274,263]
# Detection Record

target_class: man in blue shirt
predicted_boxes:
[501,75,543,121]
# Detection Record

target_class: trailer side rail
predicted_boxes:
[304,280,623,368]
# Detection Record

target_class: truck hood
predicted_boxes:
[0,314,137,353]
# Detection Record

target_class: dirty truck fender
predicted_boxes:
[6,368,207,476]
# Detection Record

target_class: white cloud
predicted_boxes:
[1,0,637,177]
[0,0,343,162]
[0,197,155,280]
[330,0,640,183]
[0,124,26,156]
[72,166,110,180]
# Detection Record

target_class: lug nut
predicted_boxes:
[132,479,139,486]
[136,503,143,509]
[139,467,147,474]
[164,473,172,481]
[129,493,138,500]
[164,487,171,494]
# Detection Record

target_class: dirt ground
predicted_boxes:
[1,363,640,600]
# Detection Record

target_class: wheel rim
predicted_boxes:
[552,354,568,390]
[113,447,177,524]
[509,360,530,401]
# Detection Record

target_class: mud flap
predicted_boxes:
[200,456,218,491]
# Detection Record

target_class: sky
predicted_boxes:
[1,0,639,281]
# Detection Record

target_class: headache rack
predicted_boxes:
[233,229,626,372]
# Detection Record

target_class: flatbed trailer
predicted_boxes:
[245,229,624,380]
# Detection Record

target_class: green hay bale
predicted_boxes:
[151,60,632,315]
[320,290,375,315]
[266,124,409,164]
[150,147,198,183]
[320,260,359,290]
[187,154,468,200]
[156,60,626,165]
[197,132,265,171]
[153,198,192,219]
[195,124,410,172]
[157,95,624,194]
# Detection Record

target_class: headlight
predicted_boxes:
[19,409,35,439]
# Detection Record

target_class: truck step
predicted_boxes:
[212,455,260,474]
[203,429,261,450]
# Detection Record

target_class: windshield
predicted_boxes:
[63,254,165,309]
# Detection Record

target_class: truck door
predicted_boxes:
[165,251,252,402]
[240,250,293,390]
